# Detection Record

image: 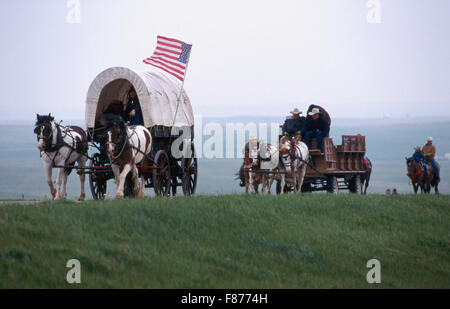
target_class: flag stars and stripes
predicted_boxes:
[178,43,192,64]
[143,36,192,82]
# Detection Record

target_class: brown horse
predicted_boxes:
[236,139,277,194]
[106,120,152,199]
[238,140,263,193]
[406,158,439,194]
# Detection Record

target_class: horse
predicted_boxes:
[106,120,152,199]
[236,139,278,194]
[255,142,279,195]
[236,140,262,194]
[361,156,372,195]
[406,157,439,194]
[34,114,88,201]
[237,162,263,194]
[276,135,310,194]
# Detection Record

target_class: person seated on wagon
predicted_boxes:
[282,108,307,137]
[103,100,126,123]
[422,137,440,180]
[304,107,330,153]
[124,86,143,126]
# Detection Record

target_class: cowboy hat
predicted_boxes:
[290,108,302,115]
[427,137,433,142]
[308,107,321,116]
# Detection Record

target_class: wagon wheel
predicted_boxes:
[89,153,107,200]
[349,175,362,194]
[181,143,198,196]
[153,150,171,197]
[326,176,339,194]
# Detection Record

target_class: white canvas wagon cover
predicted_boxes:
[85,67,194,129]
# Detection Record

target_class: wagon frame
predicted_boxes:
[274,105,368,194]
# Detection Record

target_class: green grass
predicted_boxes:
[0,194,449,288]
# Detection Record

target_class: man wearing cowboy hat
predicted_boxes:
[282,108,307,137]
[422,137,439,179]
[304,107,330,153]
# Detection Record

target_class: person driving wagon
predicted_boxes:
[124,86,143,126]
[282,108,307,137]
[304,107,330,153]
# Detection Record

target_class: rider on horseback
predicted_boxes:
[422,137,440,180]
[412,146,427,173]
[412,146,425,162]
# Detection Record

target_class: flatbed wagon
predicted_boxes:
[276,105,368,194]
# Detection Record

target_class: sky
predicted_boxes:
[0,0,449,122]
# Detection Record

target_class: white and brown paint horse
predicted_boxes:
[106,120,152,199]
[237,140,262,193]
[237,139,279,194]
[34,114,88,201]
[275,135,310,194]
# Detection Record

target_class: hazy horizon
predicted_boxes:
[3,114,450,125]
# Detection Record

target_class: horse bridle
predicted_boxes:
[34,123,55,152]
[106,125,129,159]
[279,138,295,168]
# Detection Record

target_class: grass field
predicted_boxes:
[0,194,449,288]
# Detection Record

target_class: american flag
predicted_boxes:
[143,35,192,82]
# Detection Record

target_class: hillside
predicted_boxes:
[0,194,449,288]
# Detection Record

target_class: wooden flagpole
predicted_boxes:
[171,46,192,130]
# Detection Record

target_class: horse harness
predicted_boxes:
[37,123,87,168]
[281,140,302,167]
[107,126,146,165]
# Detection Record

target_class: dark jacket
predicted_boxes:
[412,151,425,163]
[304,116,330,137]
[282,116,307,136]
[124,97,143,126]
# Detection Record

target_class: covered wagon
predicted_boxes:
[85,67,197,199]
